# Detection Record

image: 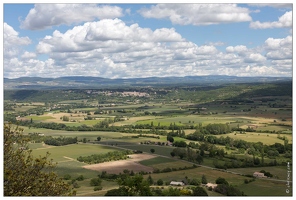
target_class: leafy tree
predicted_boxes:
[147,175,154,185]
[4,123,74,196]
[76,175,84,181]
[90,178,102,186]
[167,135,174,143]
[150,148,155,153]
[172,147,187,159]
[254,157,260,165]
[170,151,176,157]
[189,178,200,186]
[196,154,203,164]
[214,184,244,196]
[173,140,187,147]
[192,186,208,196]
[215,177,229,185]
[180,189,192,196]
[201,174,207,184]
[62,115,69,121]
[97,136,101,141]
[200,149,205,157]
[63,174,72,180]
[157,179,164,186]
[94,186,103,191]
[105,188,127,196]
[116,174,152,196]
[161,187,181,196]
[260,170,273,178]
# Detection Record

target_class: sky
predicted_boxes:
[2,1,294,79]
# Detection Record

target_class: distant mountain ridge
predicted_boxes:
[4,75,292,90]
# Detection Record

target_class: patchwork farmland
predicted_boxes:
[4,81,292,196]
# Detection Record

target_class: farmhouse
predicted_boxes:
[170,181,185,186]
[205,183,218,189]
[253,172,267,178]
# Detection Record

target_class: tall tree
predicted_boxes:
[117,174,152,196]
[196,154,203,164]
[201,175,207,184]
[4,123,75,196]
[147,175,154,185]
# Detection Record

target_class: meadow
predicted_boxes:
[217,132,292,145]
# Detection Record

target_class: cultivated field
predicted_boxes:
[83,153,156,174]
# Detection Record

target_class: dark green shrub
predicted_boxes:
[94,186,103,191]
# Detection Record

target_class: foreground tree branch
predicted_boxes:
[3,123,75,196]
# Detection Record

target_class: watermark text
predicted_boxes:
[286,162,292,194]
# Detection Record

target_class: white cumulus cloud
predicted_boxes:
[4,23,31,46]
[20,4,124,30]
[225,45,248,55]
[138,4,252,26]
[244,53,266,63]
[250,11,292,29]
[264,36,292,60]
[3,22,31,72]
[21,51,37,59]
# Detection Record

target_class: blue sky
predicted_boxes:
[2,2,293,78]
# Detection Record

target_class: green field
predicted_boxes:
[149,160,194,170]
[228,165,290,180]
[139,156,176,166]
[31,143,120,162]
[116,144,176,157]
[14,105,37,112]
[217,132,292,145]
[237,179,290,196]
[25,115,55,121]
[22,127,125,140]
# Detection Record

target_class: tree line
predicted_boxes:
[44,136,78,146]
[77,150,133,164]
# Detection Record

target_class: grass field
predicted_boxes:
[149,160,194,170]
[132,114,288,128]
[228,165,290,180]
[74,179,118,196]
[217,132,292,145]
[22,127,126,140]
[31,143,120,162]
[138,156,176,166]
[116,144,176,157]
[237,179,290,196]
[113,116,163,126]
[28,142,124,195]
[24,115,55,121]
